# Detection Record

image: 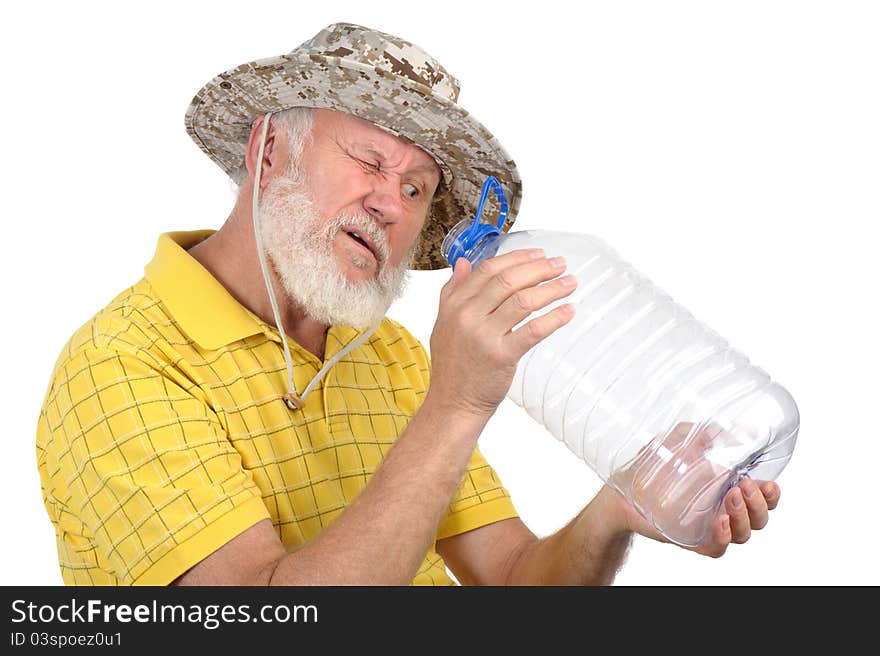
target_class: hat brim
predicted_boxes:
[184,52,521,270]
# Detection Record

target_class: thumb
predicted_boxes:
[446,257,472,289]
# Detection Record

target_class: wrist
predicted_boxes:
[422,386,498,423]
[592,485,637,540]
[404,390,494,456]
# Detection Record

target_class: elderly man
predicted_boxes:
[36,23,779,586]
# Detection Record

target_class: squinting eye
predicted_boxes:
[402,183,419,198]
[357,157,380,172]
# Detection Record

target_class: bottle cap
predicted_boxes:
[441,176,509,266]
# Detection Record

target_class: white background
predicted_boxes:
[3,1,878,585]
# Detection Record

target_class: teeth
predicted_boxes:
[347,231,369,250]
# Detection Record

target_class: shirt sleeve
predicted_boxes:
[40,341,270,585]
[388,320,520,540]
[435,444,520,540]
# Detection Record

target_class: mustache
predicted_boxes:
[258,173,399,271]
[324,212,390,265]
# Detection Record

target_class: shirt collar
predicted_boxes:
[144,230,266,350]
[143,230,373,359]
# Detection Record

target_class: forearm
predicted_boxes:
[267,392,492,585]
[507,486,634,585]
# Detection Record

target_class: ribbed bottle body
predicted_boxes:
[476,229,799,546]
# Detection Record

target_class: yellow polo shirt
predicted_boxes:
[36,230,517,586]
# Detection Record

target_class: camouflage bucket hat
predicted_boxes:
[184,22,522,270]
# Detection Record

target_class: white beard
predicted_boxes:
[257,172,416,328]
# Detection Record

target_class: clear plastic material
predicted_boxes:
[442,224,799,546]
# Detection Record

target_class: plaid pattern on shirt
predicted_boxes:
[36,230,517,585]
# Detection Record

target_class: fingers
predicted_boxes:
[459,250,566,314]
[439,257,473,298]
[725,487,752,543]
[430,250,579,415]
[507,303,576,356]
[726,477,772,543]
[761,481,781,511]
[490,273,578,331]
[740,478,770,529]
[694,478,780,557]
[440,249,579,359]
[695,515,731,558]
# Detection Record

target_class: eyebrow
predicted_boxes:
[407,162,442,174]
[406,163,442,183]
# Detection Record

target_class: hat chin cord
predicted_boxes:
[251,112,382,412]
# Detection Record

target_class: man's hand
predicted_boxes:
[609,478,780,558]
[427,250,577,417]
[604,420,782,554]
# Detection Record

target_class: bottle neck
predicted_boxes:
[441,218,503,267]
[440,175,511,268]
[467,232,501,266]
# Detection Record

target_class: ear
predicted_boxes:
[244,115,288,190]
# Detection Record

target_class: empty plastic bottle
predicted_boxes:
[441,177,799,546]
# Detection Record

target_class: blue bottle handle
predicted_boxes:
[444,176,509,266]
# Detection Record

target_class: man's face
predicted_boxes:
[258,109,442,328]
[297,108,441,281]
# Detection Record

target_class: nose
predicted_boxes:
[363,173,405,224]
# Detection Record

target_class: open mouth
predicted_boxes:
[344,229,378,261]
